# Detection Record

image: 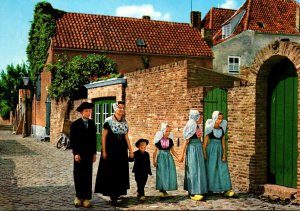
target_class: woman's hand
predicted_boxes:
[129,151,134,158]
[102,151,107,159]
[74,154,81,163]
[153,160,157,167]
[222,154,227,162]
[179,156,184,163]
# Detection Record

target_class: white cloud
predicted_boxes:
[116,4,171,21]
[220,0,239,9]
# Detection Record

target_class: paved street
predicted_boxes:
[0,125,299,210]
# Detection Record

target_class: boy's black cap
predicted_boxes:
[135,139,149,147]
[76,102,94,112]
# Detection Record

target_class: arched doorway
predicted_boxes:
[267,58,298,188]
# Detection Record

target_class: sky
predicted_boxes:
[0,0,254,71]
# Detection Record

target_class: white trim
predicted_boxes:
[222,24,231,39]
[228,56,240,74]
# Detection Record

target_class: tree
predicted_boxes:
[0,64,29,119]
[47,54,119,100]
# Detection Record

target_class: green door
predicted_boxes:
[94,98,116,152]
[203,88,228,151]
[268,58,298,188]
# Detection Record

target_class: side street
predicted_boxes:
[0,125,299,210]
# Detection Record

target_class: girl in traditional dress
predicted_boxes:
[153,123,180,198]
[203,111,234,197]
[94,101,134,204]
[179,109,207,201]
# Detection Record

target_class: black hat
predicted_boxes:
[76,102,94,112]
[135,139,149,148]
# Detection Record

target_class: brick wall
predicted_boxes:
[52,49,212,73]
[50,98,86,144]
[88,83,125,102]
[125,60,206,168]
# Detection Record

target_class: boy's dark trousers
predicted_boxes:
[135,173,148,196]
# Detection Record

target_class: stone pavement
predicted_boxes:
[0,126,299,210]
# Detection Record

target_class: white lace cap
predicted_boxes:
[183,110,201,140]
[154,123,174,144]
[205,110,227,136]
[112,103,118,112]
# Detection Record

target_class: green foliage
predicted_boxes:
[47,54,118,100]
[0,64,29,119]
[26,1,65,87]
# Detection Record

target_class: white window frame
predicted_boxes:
[228,56,240,74]
[222,24,231,39]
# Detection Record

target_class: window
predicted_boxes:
[222,24,231,39]
[136,38,146,46]
[257,22,265,29]
[228,56,240,74]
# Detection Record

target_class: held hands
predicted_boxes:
[129,151,134,158]
[102,151,107,159]
[153,160,157,167]
[222,154,227,162]
[74,154,81,163]
[196,128,202,139]
[93,154,96,162]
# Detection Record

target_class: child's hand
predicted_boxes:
[196,128,202,138]
[102,151,107,160]
[222,154,227,162]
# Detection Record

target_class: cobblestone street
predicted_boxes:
[0,126,299,210]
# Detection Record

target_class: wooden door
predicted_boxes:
[94,98,115,152]
[203,88,228,151]
[268,58,298,188]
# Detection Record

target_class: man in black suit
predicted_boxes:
[70,102,97,208]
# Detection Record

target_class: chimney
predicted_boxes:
[142,15,151,20]
[190,11,201,29]
[201,28,213,47]
[296,7,300,31]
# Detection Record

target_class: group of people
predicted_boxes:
[69,101,235,208]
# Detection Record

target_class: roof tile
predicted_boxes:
[52,13,213,57]
[203,0,300,44]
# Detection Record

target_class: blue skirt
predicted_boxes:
[206,139,232,192]
[156,150,178,191]
[184,138,207,195]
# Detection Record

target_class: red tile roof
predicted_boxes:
[203,0,300,44]
[201,8,236,37]
[51,13,213,57]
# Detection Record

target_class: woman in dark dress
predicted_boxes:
[94,101,134,203]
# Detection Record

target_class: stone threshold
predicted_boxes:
[260,184,297,202]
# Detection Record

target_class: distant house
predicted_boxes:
[202,0,300,75]
[199,0,300,200]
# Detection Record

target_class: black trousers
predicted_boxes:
[135,173,148,196]
[74,155,93,199]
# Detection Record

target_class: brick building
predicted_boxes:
[32,8,213,143]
